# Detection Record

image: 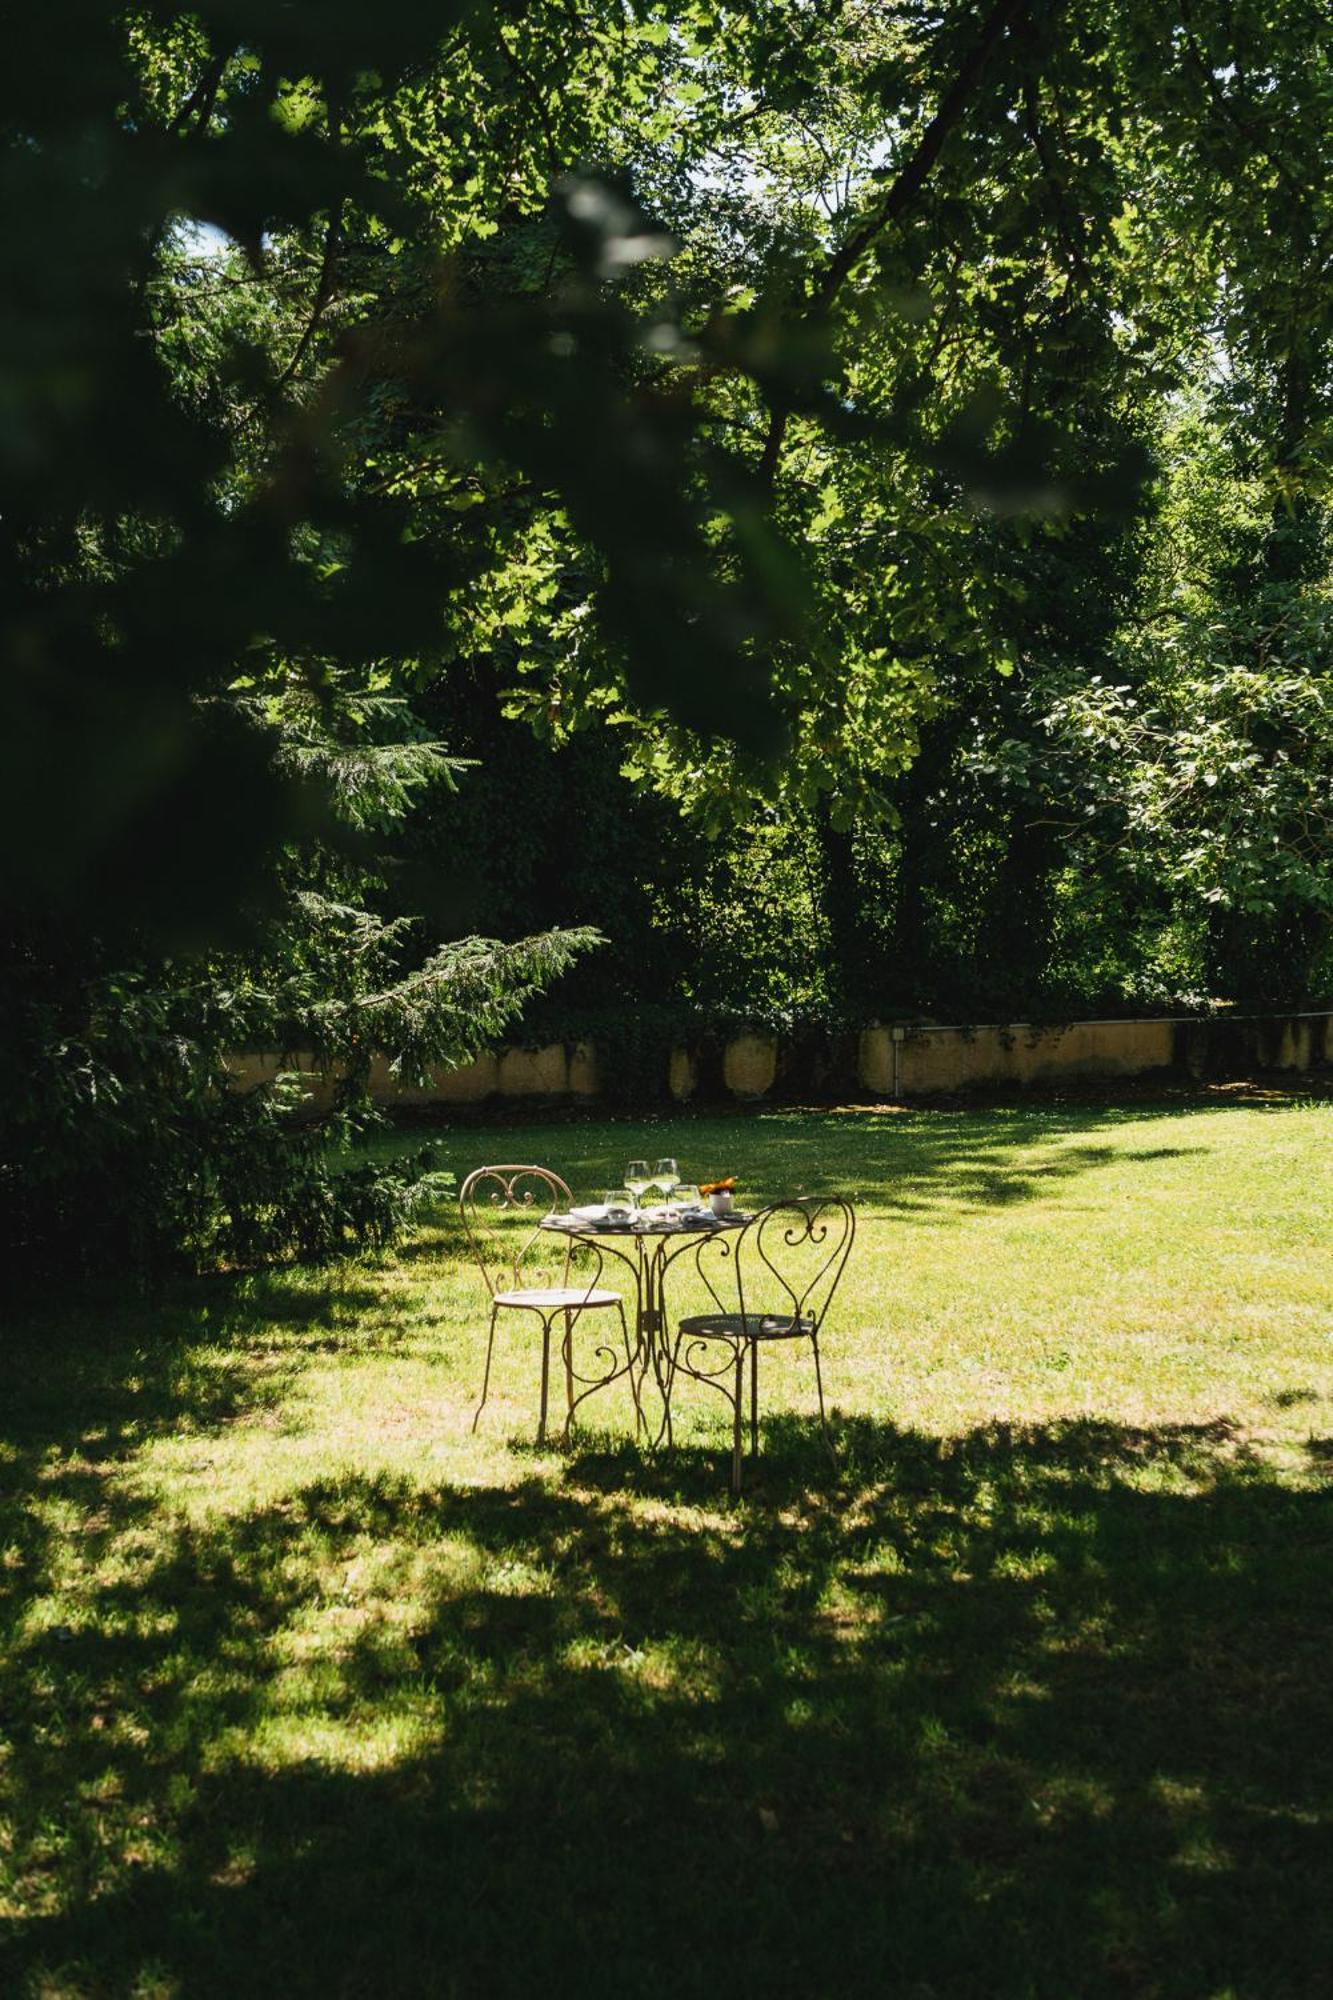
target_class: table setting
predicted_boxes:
[538,1157,757,1442]
[543,1158,751,1234]
[466,1160,855,1482]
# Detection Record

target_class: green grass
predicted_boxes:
[3,1093,1332,1997]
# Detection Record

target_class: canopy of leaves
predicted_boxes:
[5,2,1332,1271]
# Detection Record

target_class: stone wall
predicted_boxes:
[225,1043,600,1109]
[227,1010,1329,1109]
[859,1018,1179,1095]
[858,1013,1329,1096]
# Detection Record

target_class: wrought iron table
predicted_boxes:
[540,1210,751,1442]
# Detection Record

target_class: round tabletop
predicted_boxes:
[540,1209,750,1238]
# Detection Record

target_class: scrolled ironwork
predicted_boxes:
[691,1229,737,1320]
[461,1163,573,1297]
[676,1333,741,1385]
[461,1163,639,1444]
[747,1197,852,1336]
[661,1193,856,1495]
[561,1312,641,1431]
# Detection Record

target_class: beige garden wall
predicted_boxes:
[224,1043,599,1108]
[860,1018,1179,1095]
[228,1010,1329,1110]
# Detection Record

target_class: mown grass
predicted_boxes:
[3,1092,1332,1997]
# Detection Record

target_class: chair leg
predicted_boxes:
[731,1346,745,1497]
[750,1340,759,1457]
[537,1315,552,1445]
[471,1304,500,1434]
[811,1334,836,1465]
[563,1307,575,1425]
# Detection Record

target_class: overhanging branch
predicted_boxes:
[757,0,1032,489]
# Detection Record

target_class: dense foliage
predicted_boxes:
[397,0,1333,1032]
[4,2,1332,1270]
[3,3,732,1272]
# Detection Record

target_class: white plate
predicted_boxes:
[570,1204,609,1221]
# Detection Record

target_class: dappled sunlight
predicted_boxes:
[3,1413,1332,1988]
[3,1100,1332,1989]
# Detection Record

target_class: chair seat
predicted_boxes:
[494,1286,621,1310]
[678,1311,814,1343]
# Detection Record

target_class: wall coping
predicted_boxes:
[884,1009,1333,1034]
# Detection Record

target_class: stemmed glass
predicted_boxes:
[625,1160,651,1208]
[653,1158,679,1202]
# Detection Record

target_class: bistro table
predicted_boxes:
[540,1206,753,1442]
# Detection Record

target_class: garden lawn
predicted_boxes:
[3,1093,1332,1997]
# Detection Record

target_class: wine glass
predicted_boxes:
[625,1160,651,1206]
[653,1157,679,1201]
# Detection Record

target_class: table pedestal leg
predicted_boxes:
[643,1240,681,1449]
[624,1238,669,1448]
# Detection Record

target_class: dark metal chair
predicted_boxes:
[668,1195,855,1493]
[461,1164,639,1444]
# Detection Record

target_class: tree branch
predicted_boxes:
[168,45,233,137]
[138,45,236,300]
[1179,7,1308,212]
[496,24,559,179]
[275,196,346,391]
[816,0,1030,313]
[1021,74,1090,285]
[756,0,1031,489]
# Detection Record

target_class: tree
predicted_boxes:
[7,3,1332,1281]
[1,3,804,1272]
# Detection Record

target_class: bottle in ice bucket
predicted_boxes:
[700,1176,736,1216]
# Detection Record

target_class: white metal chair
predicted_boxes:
[461,1164,639,1444]
[667,1194,855,1493]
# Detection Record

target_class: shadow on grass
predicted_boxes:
[0,1271,396,1463]
[3,1405,1331,1997]
[394,1104,1226,1259]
